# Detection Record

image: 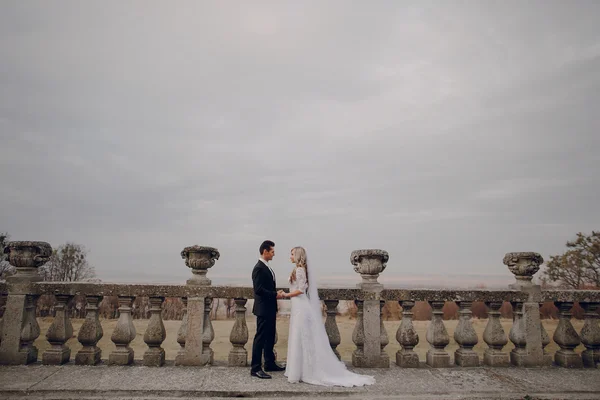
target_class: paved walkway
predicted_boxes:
[1,362,599,399]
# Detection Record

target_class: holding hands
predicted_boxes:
[277,290,288,299]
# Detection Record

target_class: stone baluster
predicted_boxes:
[580,302,600,368]
[175,297,188,366]
[229,298,249,366]
[352,300,365,366]
[454,301,479,367]
[379,300,390,366]
[143,296,166,367]
[396,300,419,367]
[539,303,553,365]
[42,294,74,365]
[75,295,103,365]
[0,241,51,365]
[509,301,526,366]
[109,296,136,365]
[324,300,341,360]
[19,295,41,364]
[553,301,583,368]
[426,301,450,367]
[483,301,508,366]
[203,297,215,365]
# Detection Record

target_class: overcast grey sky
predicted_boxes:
[1,1,599,288]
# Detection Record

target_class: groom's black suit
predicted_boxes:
[251,260,278,373]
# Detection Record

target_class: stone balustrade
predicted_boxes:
[0,242,599,370]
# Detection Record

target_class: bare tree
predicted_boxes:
[0,232,13,280]
[38,242,96,282]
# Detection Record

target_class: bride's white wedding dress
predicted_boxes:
[284,266,375,387]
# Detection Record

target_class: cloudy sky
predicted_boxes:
[1,1,599,288]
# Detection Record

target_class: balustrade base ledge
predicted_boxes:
[228,349,248,367]
[42,347,71,365]
[396,350,419,368]
[108,348,134,366]
[426,350,451,368]
[483,350,510,367]
[202,349,214,366]
[555,350,584,368]
[510,349,552,367]
[75,348,101,365]
[582,350,600,368]
[455,349,480,367]
[0,348,38,366]
[143,348,165,367]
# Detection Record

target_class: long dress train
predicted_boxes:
[284,266,376,387]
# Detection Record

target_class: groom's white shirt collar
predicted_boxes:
[259,257,276,282]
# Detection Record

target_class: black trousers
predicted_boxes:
[251,315,276,372]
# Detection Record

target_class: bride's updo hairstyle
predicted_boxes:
[289,246,309,285]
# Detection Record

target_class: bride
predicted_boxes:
[279,246,375,387]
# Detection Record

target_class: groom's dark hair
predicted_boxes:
[259,240,275,255]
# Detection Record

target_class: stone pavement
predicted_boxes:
[0,362,599,400]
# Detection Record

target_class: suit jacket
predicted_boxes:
[252,260,278,317]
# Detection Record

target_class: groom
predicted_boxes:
[250,240,286,379]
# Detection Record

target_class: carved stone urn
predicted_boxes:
[351,249,389,289]
[503,252,544,289]
[3,241,52,283]
[181,246,220,286]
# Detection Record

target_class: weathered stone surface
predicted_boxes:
[202,297,215,365]
[42,294,73,365]
[378,300,390,367]
[353,299,387,367]
[539,303,553,366]
[0,294,40,365]
[3,241,51,284]
[454,301,479,367]
[426,301,450,368]
[27,281,600,305]
[324,300,341,360]
[0,294,29,365]
[483,301,509,367]
[396,300,419,368]
[182,296,206,365]
[503,252,543,290]
[143,296,166,367]
[351,249,388,290]
[19,295,40,364]
[580,302,600,368]
[351,300,365,367]
[228,298,249,366]
[181,245,220,286]
[175,297,188,366]
[554,301,583,368]
[75,296,103,365]
[522,302,548,366]
[509,302,527,366]
[109,296,136,365]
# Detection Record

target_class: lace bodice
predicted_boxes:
[289,267,308,294]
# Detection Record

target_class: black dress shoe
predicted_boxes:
[251,370,272,379]
[264,363,286,372]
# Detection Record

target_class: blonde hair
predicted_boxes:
[289,246,309,285]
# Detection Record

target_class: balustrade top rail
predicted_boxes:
[2,281,600,303]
